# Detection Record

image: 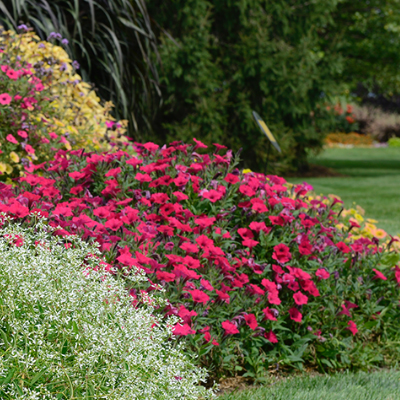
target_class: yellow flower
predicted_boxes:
[9,152,20,163]
[243,169,252,174]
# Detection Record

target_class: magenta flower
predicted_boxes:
[293,291,308,305]
[244,313,258,330]
[0,93,12,105]
[347,320,358,335]
[188,289,210,305]
[6,134,18,144]
[272,243,291,264]
[222,320,239,335]
[264,330,278,343]
[288,307,302,322]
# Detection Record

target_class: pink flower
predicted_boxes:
[242,239,259,249]
[156,271,175,282]
[338,304,351,317]
[6,134,18,144]
[316,268,330,279]
[336,241,350,253]
[288,307,302,322]
[237,228,254,239]
[239,184,256,197]
[173,323,195,336]
[17,130,28,138]
[272,243,291,264]
[201,278,214,291]
[264,330,278,343]
[135,173,152,183]
[105,218,123,231]
[216,290,230,304]
[262,307,277,321]
[193,137,208,149]
[6,69,18,80]
[244,313,258,330]
[143,142,159,153]
[372,268,387,280]
[202,189,223,203]
[347,320,358,335]
[222,320,239,335]
[293,291,308,305]
[105,167,121,178]
[180,242,199,253]
[224,173,240,184]
[188,289,210,305]
[0,93,12,105]
[25,144,35,154]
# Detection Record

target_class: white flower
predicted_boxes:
[0,216,215,399]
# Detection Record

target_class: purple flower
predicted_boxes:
[72,60,80,70]
[17,24,28,31]
[61,38,69,45]
[38,43,45,49]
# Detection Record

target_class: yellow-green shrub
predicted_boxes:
[0,26,129,180]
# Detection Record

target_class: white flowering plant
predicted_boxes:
[0,216,214,399]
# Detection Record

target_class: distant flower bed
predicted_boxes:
[325,132,375,147]
[1,139,399,382]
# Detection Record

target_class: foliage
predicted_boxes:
[388,137,400,147]
[0,0,159,139]
[0,26,128,181]
[0,140,399,382]
[0,217,213,399]
[147,0,342,173]
[333,0,400,97]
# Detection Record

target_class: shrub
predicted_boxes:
[388,137,400,147]
[0,217,213,399]
[0,26,129,181]
[325,103,359,134]
[0,140,399,382]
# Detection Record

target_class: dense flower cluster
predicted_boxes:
[0,218,213,399]
[0,26,129,181]
[0,139,399,379]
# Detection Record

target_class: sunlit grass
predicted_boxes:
[288,147,400,236]
[219,370,400,400]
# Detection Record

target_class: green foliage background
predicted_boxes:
[3,0,400,171]
[148,0,343,172]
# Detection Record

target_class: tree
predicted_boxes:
[147,0,342,172]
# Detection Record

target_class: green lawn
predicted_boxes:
[219,370,400,400]
[287,147,400,236]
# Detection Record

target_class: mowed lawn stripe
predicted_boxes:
[287,147,400,236]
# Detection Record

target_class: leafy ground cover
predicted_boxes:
[219,370,400,400]
[288,147,400,236]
